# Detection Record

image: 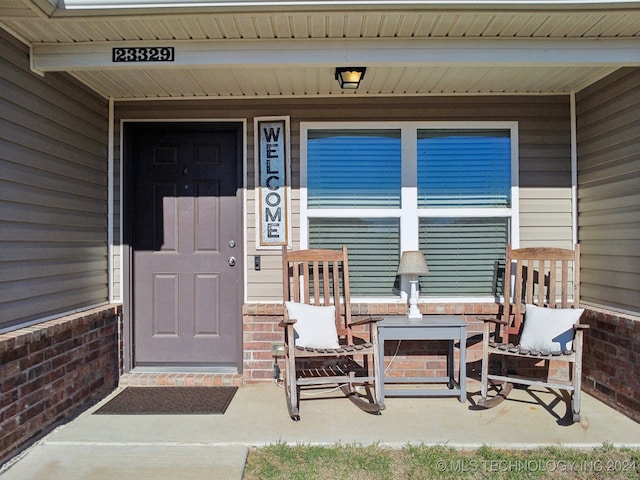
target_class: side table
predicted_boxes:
[376,315,467,408]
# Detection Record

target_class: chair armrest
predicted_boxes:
[349,316,383,326]
[574,323,590,330]
[278,318,297,328]
[479,315,508,325]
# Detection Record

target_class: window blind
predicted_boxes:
[417,129,511,208]
[419,217,508,297]
[309,218,400,296]
[307,130,401,208]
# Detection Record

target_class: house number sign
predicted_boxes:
[112,47,175,62]
[256,117,290,247]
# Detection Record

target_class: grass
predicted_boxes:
[243,443,640,479]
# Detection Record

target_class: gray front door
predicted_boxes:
[127,122,242,367]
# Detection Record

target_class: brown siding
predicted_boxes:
[576,67,640,313]
[0,30,110,330]
[115,95,573,302]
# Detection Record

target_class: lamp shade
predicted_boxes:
[397,251,429,276]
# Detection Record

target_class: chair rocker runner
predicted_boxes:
[479,244,588,423]
[281,246,383,421]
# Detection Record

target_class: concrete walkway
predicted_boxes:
[1,381,639,480]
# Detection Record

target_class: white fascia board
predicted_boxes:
[31,37,640,72]
[56,0,640,10]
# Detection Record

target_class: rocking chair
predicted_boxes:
[479,244,588,423]
[280,245,382,421]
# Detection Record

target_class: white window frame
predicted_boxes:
[300,121,519,303]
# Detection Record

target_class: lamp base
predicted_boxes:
[407,279,422,320]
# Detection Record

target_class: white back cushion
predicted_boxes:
[285,301,339,349]
[519,304,584,352]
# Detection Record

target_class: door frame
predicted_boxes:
[120,119,246,373]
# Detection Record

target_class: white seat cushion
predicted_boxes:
[285,301,339,349]
[519,304,585,353]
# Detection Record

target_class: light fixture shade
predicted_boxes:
[335,67,366,89]
[397,251,429,276]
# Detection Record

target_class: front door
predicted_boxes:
[126,122,242,368]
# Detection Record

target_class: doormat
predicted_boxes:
[94,386,238,415]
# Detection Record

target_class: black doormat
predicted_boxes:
[94,386,238,415]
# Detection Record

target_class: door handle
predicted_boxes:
[228,256,236,267]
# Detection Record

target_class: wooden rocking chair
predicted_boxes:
[280,246,382,421]
[478,244,589,423]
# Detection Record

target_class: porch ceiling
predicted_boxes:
[1,0,639,99]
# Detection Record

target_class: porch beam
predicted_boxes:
[31,37,640,72]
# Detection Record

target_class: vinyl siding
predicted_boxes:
[519,187,574,247]
[114,95,573,302]
[0,30,110,330]
[576,67,640,314]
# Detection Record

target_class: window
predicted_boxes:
[301,122,518,300]
[307,129,401,208]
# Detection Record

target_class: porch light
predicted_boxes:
[335,67,366,89]
[397,251,429,320]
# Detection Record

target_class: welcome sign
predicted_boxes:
[256,117,290,247]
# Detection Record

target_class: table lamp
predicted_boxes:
[397,251,429,320]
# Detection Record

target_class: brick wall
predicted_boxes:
[242,303,497,383]
[0,305,121,464]
[243,303,640,424]
[243,303,285,383]
[582,307,640,423]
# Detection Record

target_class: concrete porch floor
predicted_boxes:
[1,380,639,480]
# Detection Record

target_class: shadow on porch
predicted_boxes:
[1,378,639,480]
